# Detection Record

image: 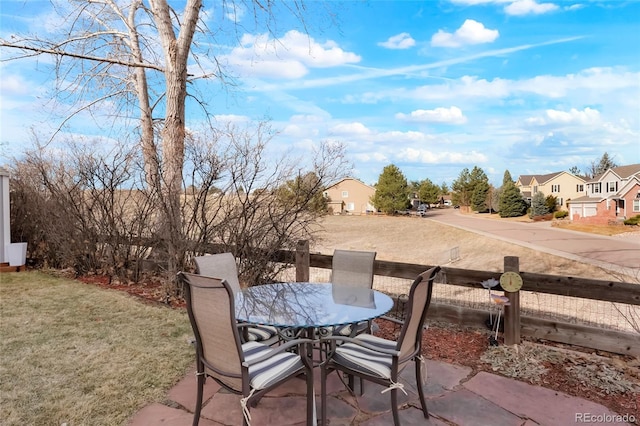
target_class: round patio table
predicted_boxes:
[235,282,394,331]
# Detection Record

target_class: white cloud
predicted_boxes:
[449,0,511,4]
[224,3,246,21]
[397,148,488,164]
[349,67,639,105]
[283,124,319,138]
[395,106,468,124]
[449,0,559,16]
[505,0,559,16]
[329,122,371,136]
[564,4,584,11]
[289,114,326,124]
[213,114,251,124]
[223,30,361,79]
[354,152,388,163]
[525,107,601,126]
[0,73,31,96]
[431,19,499,48]
[378,33,416,50]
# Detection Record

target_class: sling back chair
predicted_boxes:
[179,272,315,426]
[194,253,279,345]
[320,266,441,426]
[330,249,377,338]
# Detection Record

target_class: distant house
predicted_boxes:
[568,164,640,224]
[323,178,376,215]
[515,171,586,211]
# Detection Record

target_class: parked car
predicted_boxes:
[417,204,429,217]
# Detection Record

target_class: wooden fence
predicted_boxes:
[292,240,640,356]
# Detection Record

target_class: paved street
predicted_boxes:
[426,209,640,276]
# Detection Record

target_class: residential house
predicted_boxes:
[515,172,586,211]
[323,178,376,215]
[568,164,640,224]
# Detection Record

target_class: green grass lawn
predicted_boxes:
[0,271,194,425]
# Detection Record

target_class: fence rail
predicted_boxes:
[290,240,640,356]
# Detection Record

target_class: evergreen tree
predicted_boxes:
[451,168,472,207]
[568,166,581,176]
[530,191,548,218]
[545,194,558,213]
[371,164,410,214]
[277,172,327,214]
[417,178,440,205]
[502,170,513,186]
[499,170,527,217]
[470,167,489,212]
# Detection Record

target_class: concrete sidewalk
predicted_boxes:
[128,358,631,425]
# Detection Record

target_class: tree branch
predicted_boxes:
[0,41,165,72]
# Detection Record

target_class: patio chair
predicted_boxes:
[194,253,279,345]
[179,272,315,426]
[331,249,376,289]
[319,266,441,426]
[330,249,377,337]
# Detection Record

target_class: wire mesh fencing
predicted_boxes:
[275,266,639,334]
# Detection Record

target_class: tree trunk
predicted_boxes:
[125,0,160,193]
[150,0,202,288]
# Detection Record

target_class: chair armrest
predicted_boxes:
[241,338,313,367]
[378,315,403,325]
[320,335,400,356]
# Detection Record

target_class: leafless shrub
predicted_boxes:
[182,122,350,286]
[10,123,351,292]
[10,139,157,281]
[609,268,640,334]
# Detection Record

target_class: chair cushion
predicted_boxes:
[242,341,304,390]
[332,334,397,379]
[246,325,279,342]
[333,321,369,337]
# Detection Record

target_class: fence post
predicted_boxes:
[296,240,310,282]
[503,256,521,345]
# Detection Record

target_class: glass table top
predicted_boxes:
[235,282,394,328]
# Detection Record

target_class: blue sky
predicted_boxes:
[1,0,639,187]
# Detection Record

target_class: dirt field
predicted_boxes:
[308,214,638,333]
[311,214,624,280]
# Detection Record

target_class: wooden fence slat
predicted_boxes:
[429,303,640,356]
[520,316,640,357]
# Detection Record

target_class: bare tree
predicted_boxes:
[588,152,618,178]
[1,1,333,286]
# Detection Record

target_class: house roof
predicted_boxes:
[517,171,570,186]
[588,163,640,183]
[517,175,535,186]
[324,177,376,191]
[568,196,602,204]
[534,172,564,184]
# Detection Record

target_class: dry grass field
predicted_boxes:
[310,214,623,280]
[306,214,639,334]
